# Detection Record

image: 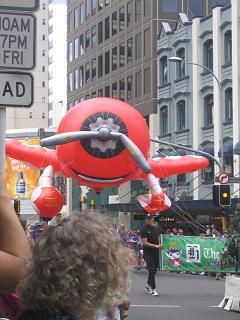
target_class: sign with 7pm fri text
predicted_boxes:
[0,12,36,70]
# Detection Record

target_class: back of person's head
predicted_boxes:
[17,211,133,319]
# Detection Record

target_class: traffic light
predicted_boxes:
[13,199,21,215]
[212,185,231,207]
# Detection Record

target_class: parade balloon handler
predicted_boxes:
[15,211,134,320]
[6,98,210,215]
[140,214,163,297]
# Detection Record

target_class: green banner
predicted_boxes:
[161,235,229,273]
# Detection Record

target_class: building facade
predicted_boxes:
[6,0,49,129]
[66,0,223,117]
[156,1,240,204]
[48,0,67,128]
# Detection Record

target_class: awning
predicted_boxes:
[199,142,214,156]
[234,142,240,155]
[218,139,233,157]
[156,148,187,157]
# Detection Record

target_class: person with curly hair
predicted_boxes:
[15,211,133,320]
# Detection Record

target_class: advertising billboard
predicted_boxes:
[6,137,40,200]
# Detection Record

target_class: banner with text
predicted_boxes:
[162,235,229,273]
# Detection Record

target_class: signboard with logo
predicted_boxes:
[0,0,39,12]
[161,235,229,273]
[5,137,40,200]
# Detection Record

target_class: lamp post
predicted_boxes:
[169,56,224,173]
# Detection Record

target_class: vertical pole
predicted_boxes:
[0,108,6,173]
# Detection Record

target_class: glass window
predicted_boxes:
[105,86,110,97]
[161,0,178,13]
[112,47,118,71]
[127,75,133,100]
[144,67,150,94]
[92,26,97,47]
[79,34,84,55]
[211,0,228,6]
[127,1,134,27]
[98,21,103,44]
[160,106,168,135]
[68,11,73,32]
[98,54,103,77]
[86,0,91,19]
[85,30,90,49]
[80,3,85,24]
[92,91,97,98]
[135,71,142,98]
[177,174,186,184]
[85,62,90,83]
[225,88,232,122]
[144,28,150,56]
[92,58,96,79]
[68,72,73,92]
[98,0,103,11]
[105,51,110,74]
[176,48,185,79]
[74,69,79,90]
[105,17,110,40]
[112,12,118,36]
[127,38,133,63]
[135,0,142,22]
[119,79,125,101]
[74,38,78,59]
[112,82,118,98]
[98,88,103,97]
[119,43,125,68]
[119,7,125,31]
[144,0,150,16]
[159,56,168,85]
[92,0,97,15]
[188,0,203,17]
[85,94,90,100]
[203,39,213,71]
[74,7,78,28]
[177,100,186,131]
[224,31,232,64]
[68,42,73,62]
[79,66,84,87]
[135,33,142,60]
[204,95,213,126]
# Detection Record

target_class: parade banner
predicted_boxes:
[161,235,229,273]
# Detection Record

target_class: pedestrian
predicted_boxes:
[140,214,163,297]
[172,227,178,235]
[177,228,184,236]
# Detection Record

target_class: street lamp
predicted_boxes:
[169,56,224,172]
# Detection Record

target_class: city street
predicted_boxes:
[128,271,239,320]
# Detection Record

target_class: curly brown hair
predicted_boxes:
[17,211,134,319]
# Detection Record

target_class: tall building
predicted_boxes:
[66,0,231,227]
[155,1,239,230]
[48,0,67,129]
[6,0,49,129]
[67,0,229,117]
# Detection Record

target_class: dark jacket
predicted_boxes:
[14,310,76,320]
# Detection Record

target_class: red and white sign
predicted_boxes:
[217,172,230,184]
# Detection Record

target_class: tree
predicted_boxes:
[220,203,240,274]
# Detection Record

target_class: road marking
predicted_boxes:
[131,305,181,308]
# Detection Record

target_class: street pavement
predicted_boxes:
[128,271,239,320]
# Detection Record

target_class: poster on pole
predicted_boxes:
[161,235,230,273]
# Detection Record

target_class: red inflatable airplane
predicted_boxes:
[6,98,209,214]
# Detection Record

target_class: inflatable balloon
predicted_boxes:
[6,98,209,214]
[31,166,64,218]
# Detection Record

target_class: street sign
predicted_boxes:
[217,172,230,184]
[0,12,36,70]
[0,0,39,12]
[0,71,33,107]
